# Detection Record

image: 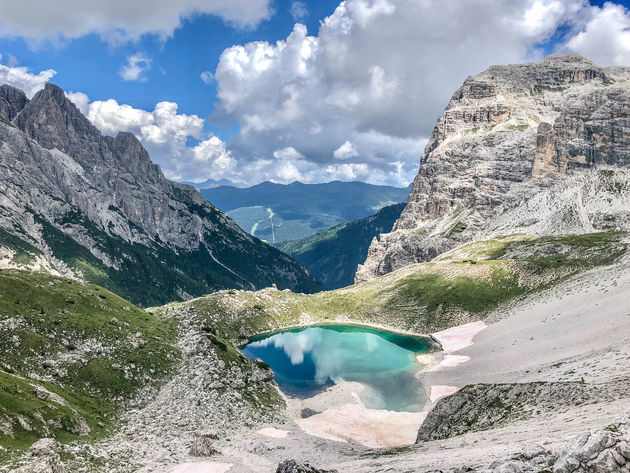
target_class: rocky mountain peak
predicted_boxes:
[356,55,630,283]
[0,81,321,305]
[111,130,164,182]
[0,84,28,121]
[14,82,102,159]
[542,52,594,64]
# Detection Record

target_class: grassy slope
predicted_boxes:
[275,203,405,290]
[166,231,627,343]
[0,270,179,459]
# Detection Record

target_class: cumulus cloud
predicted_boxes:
[565,2,630,66]
[0,0,272,43]
[119,53,151,82]
[290,1,308,21]
[211,0,591,186]
[200,70,215,84]
[21,0,628,188]
[273,146,305,160]
[0,59,56,98]
[66,92,235,183]
[333,141,359,160]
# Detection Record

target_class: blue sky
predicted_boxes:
[0,0,340,140]
[0,0,629,187]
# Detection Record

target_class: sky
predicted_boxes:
[0,0,629,188]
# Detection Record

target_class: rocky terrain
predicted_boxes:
[2,54,630,473]
[0,83,320,306]
[357,53,630,282]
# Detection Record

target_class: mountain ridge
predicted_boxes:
[0,82,321,305]
[357,53,630,282]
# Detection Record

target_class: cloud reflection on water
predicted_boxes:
[245,326,427,411]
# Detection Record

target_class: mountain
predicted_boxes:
[181,177,237,189]
[357,53,630,282]
[0,83,321,306]
[275,203,405,289]
[200,180,411,243]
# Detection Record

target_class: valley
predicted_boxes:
[1,52,630,473]
[200,181,411,243]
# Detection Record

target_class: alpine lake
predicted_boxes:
[241,324,435,412]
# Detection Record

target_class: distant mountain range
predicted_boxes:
[275,203,405,289]
[182,178,238,189]
[200,181,411,243]
[0,83,321,306]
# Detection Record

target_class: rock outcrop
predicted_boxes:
[0,83,321,305]
[416,381,624,443]
[433,412,630,472]
[276,460,338,473]
[9,439,65,473]
[356,53,630,282]
[554,413,630,473]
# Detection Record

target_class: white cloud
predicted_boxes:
[200,70,215,84]
[290,1,308,21]
[65,91,90,115]
[333,140,359,160]
[211,0,591,187]
[273,146,304,160]
[119,53,151,82]
[66,93,236,183]
[0,0,272,43]
[0,59,56,98]
[18,0,628,188]
[565,2,630,66]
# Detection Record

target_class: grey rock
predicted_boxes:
[554,413,630,473]
[417,381,620,443]
[357,53,630,283]
[188,436,219,457]
[275,460,338,473]
[300,408,319,418]
[0,82,320,305]
[0,85,28,122]
[9,438,65,473]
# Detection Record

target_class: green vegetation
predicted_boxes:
[27,209,321,307]
[531,85,565,95]
[446,220,468,237]
[0,228,42,266]
[0,270,179,455]
[175,231,627,341]
[507,124,529,131]
[275,204,405,289]
[390,266,526,315]
[598,169,630,195]
[489,231,627,270]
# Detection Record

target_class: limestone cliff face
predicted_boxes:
[356,54,630,283]
[0,83,321,305]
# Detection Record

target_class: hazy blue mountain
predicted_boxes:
[275,203,406,289]
[201,181,411,243]
[181,177,238,189]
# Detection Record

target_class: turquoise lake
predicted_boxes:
[242,324,433,412]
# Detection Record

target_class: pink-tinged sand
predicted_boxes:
[295,394,426,448]
[256,427,290,438]
[432,321,486,353]
[439,354,470,368]
[429,385,459,403]
[169,462,233,473]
